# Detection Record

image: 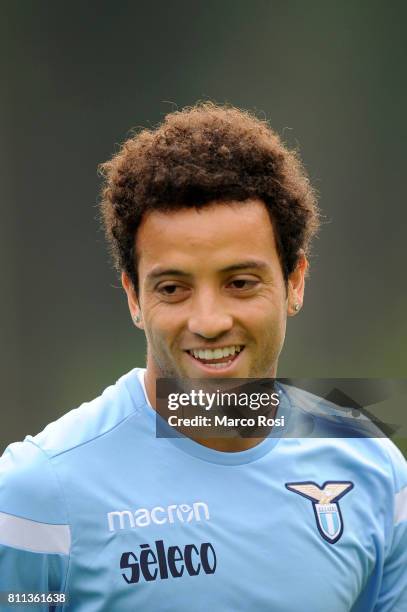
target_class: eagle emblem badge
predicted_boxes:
[286,481,354,544]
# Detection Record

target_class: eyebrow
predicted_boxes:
[146,259,269,283]
[220,260,269,273]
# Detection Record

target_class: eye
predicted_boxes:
[227,278,259,291]
[160,284,178,295]
[156,283,190,301]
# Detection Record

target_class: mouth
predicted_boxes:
[185,345,245,372]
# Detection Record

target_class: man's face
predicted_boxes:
[123,199,306,381]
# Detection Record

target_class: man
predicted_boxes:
[0,103,406,610]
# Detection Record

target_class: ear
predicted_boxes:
[287,252,308,317]
[121,272,144,329]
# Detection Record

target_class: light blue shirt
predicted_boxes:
[0,368,406,611]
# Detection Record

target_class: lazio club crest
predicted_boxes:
[285,481,354,544]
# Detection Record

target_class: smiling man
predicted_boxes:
[123,199,306,437]
[0,103,406,611]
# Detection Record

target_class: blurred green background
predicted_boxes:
[1,1,406,454]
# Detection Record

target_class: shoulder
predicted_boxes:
[29,368,145,458]
[281,383,407,489]
[0,438,65,524]
[0,368,145,523]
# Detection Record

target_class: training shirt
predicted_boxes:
[0,368,406,611]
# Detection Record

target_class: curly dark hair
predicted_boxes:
[99,102,319,292]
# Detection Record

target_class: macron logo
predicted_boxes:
[107,502,210,532]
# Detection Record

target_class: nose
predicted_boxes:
[187,291,233,339]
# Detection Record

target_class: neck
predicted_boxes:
[144,363,273,453]
[191,436,267,452]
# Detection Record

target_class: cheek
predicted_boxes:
[144,308,182,348]
[250,301,287,347]
[248,297,286,328]
[260,319,285,347]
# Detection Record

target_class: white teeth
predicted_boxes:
[189,345,242,361]
[204,361,233,369]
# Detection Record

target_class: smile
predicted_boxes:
[186,345,244,370]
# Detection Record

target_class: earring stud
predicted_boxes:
[294,303,300,312]
[134,314,141,324]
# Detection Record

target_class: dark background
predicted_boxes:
[1,1,406,453]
